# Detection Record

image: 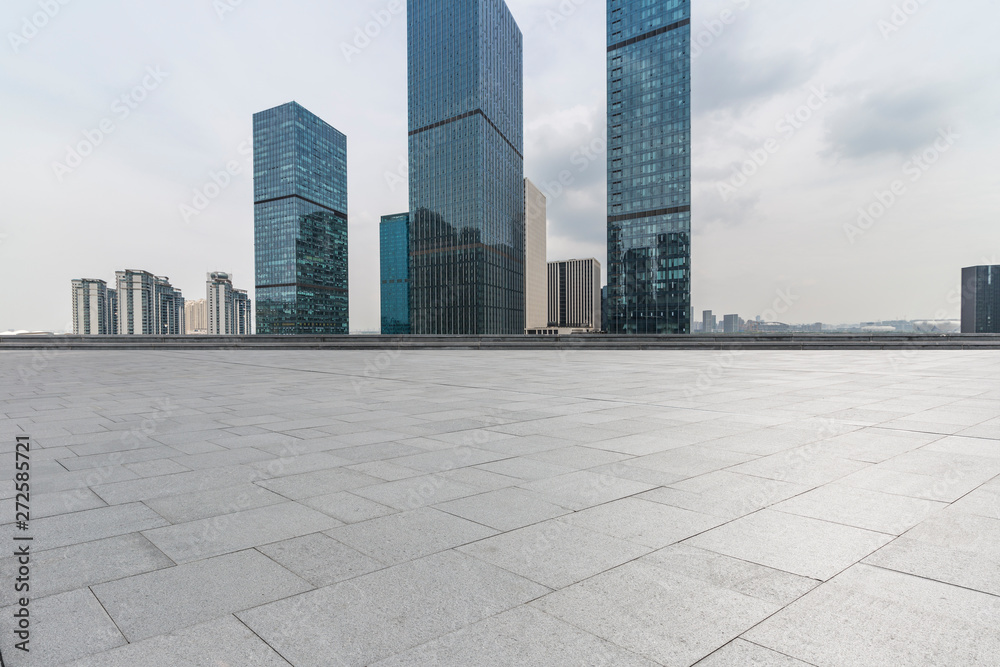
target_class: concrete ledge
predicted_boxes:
[2,334,1000,350]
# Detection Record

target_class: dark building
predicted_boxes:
[380,213,411,334]
[407,0,525,334]
[254,101,349,335]
[962,265,1000,333]
[606,0,691,334]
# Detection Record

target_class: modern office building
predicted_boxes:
[408,0,525,334]
[702,310,717,333]
[961,265,1000,333]
[207,272,252,335]
[524,179,548,331]
[723,314,741,334]
[115,270,184,335]
[71,279,113,335]
[185,299,207,335]
[606,0,691,334]
[380,213,411,334]
[254,101,349,335]
[547,259,602,331]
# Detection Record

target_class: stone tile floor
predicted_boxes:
[1,350,998,666]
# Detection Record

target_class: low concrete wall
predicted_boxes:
[2,334,1000,350]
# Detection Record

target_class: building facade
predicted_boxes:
[962,265,1000,333]
[524,179,548,331]
[185,299,207,335]
[71,279,113,335]
[380,213,411,335]
[702,310,717,333]
[606,0,691,334]
[408,0,525,334]
[547,258,602,330]
[254,101,349,335]
[723,314,741,334]
[207,272,252,335]
[115,270,184,335]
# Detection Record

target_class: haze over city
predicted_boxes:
[1,0,997,332]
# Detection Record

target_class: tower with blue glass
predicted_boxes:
[380,213,411,334]
[407,0,525,335]
[253,102,349,335]
[606,0,691,334]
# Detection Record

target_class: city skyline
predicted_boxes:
[2,0,998,332]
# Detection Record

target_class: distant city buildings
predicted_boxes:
[723,314,742,334]
[115,270,184,335]
[71,279,115,335]
[962,265,1000,333]
[185,299,207,335]
[702,310,717,333]
[207,272,252,335]
[606,0,691,334]
[254,101,349,335]
[524,179,548,332]
[380,213,411,335]
[408,0,524,334]
[547,259,602,331]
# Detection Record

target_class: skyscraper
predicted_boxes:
[606,0,691,334]
[524,179,548,331]
[185,299,207,334]
[408,0,525,334]
[547,259,602,331]
[71,279,112,335]
[254,101,349,335]
[380,213,411,334]
[207,272,253,335]
[962,265,1000,333]
[115,270,184,335]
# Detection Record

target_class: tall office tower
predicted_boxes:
[547,259,602,330]
[206,272,253,335]
[723,314,741,334]
[107,288,118,334]
[408,0,525,334]
[702,310,717,333]
[524,179,548,331]
[115,270,184,335]
[380,213,411,334]
[254,101,349,335]
[606,0,691,334]
[71,279,111,335]
[185,298,207,334]
[962,265,1000,333]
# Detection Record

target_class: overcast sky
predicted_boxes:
[1,0,998,332]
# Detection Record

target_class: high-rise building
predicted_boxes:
[962,265,1000,333]
[185,299,207,335]
[548,259,602,330]
[207,272,253,335]
[107,288,118,335]
[254,101,349,335]
[606,0,691,335]
[524,179,548,331]
[71,279,113,335]
[115,270,184,335]
[408,0,525,334]
[380,213,411,335]
[723,314,741,334]
[702,310,717,333]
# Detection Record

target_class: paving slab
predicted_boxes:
[0,501,168,551]
[143,483,287,524]
[92,549,312,642]
[772,483,946,534]
[434,486,570,531]
[694,639,814,666]
[301,490,398,523]
[561,497,726,548]
[257,533,384,587]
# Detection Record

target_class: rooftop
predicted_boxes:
[2,349,999,666]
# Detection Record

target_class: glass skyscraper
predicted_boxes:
[254,101,349,335]
[380,213,411,334]
[407,0,525,335]
[606,0,691,334]
[961,265,1000,333]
